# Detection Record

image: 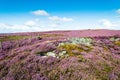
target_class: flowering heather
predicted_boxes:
[0,30,120,80]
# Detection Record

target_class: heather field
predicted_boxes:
[0,30,120,80]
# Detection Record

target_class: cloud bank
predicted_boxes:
[0,9,120,33]
[0,10,75,33]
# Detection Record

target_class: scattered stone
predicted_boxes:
[46,52,56,57]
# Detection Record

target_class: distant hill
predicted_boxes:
[0,29,120,37]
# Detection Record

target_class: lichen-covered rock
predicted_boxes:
[46,52,56,57]
[68,37,93,46]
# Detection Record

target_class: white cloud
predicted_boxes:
[0,23,32,31]
[97,19,120,29]
[24,20,36,26]
[35,18,40,22]
[0,20,60,33]
[48,16,74,22]
[31,10,49,16]
[99,19,114,27]
[0,23,7,27]
[117,9,120,14]
[62,17,74,22]
[48,16,60,21]
[0,9,75,33]
[49,23,61,27]
[0,23,46,33]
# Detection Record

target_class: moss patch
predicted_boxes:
[114,41,120,46]
[57,43,92,57]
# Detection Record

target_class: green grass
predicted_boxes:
[0,33,64,42]
[0,36,31,42]
[40,34,64,38]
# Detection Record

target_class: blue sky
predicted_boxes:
[0,0,120,33]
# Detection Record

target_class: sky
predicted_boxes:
[0,0,120,33]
